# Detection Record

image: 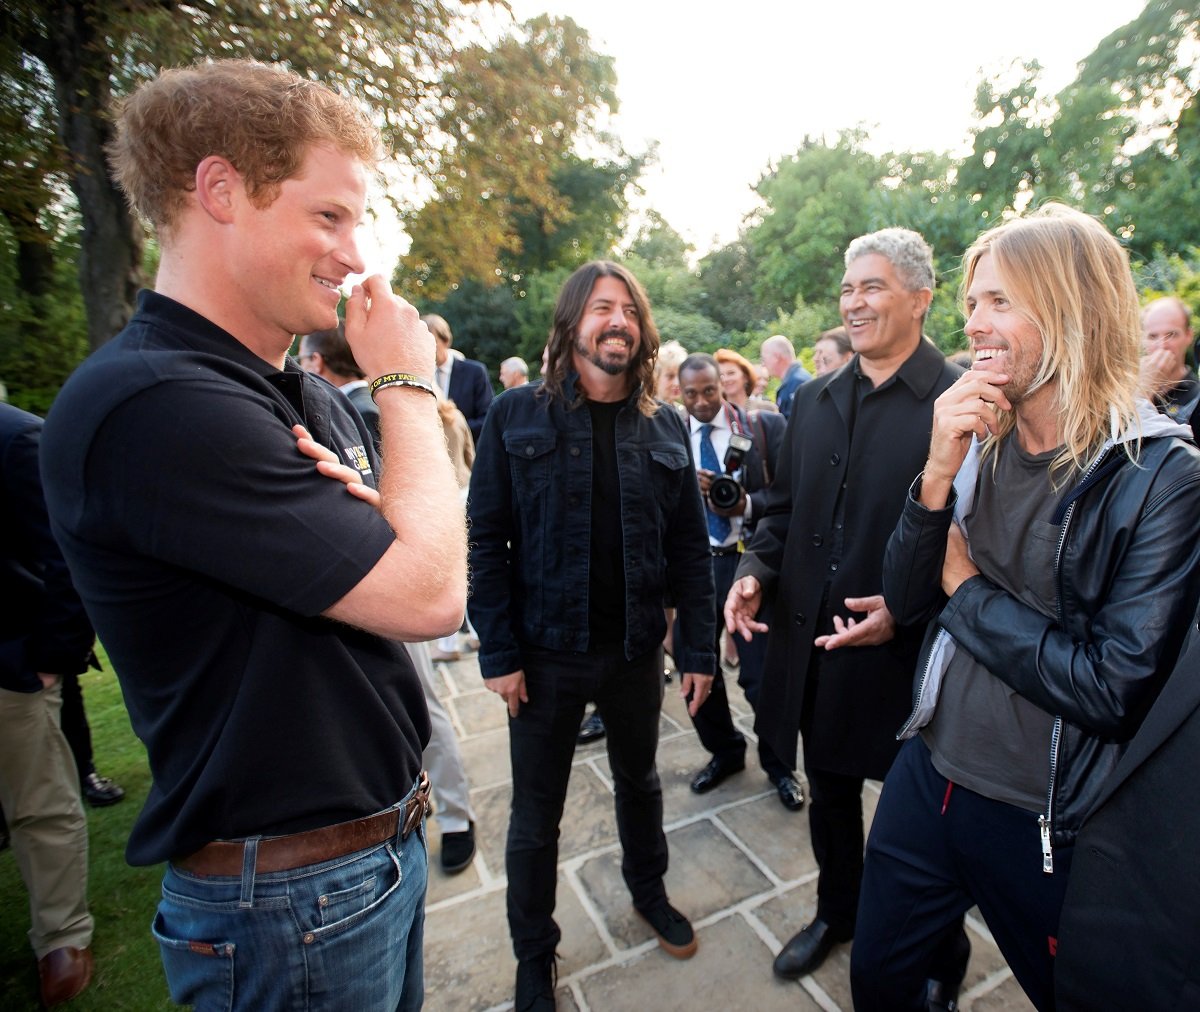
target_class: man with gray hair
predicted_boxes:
[499,356,530,390]
[726,228,967,994]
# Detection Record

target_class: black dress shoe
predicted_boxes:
[576,712,606,744]
[771,774,806,811]
[925,977,960,1012]
[773,919,845,980]
[690,755,745,794]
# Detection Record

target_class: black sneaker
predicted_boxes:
[82,772,125,807]
[514,950,557,1011]
[440,822,476,875]
[635,900,698,959]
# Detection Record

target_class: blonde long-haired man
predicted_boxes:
[852,204,1200,1011]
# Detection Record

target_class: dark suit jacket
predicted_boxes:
[0,403,95,693]
[737,341,961,774]
[345,384,381,450]
[1056,615,1200,1011]
[447,358,495,441]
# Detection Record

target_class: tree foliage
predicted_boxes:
[2,0,493,351]
[398,15,630,299]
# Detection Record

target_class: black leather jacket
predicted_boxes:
[884,415,1200,867]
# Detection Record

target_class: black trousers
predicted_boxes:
[506,644,667,960]
[57,672,94,782]
[852,738,1071,1011]
[683,551,792,780]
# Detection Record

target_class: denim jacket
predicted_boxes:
[467,377,716,679]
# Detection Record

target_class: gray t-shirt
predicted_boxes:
[922,438,1068,812]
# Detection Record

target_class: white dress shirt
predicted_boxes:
[686,407,751,548]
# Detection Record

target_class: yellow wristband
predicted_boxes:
[369,372,436,402]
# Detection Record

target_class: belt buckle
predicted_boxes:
[402,771,431,840]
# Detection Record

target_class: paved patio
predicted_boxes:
[421,650,1034,1012]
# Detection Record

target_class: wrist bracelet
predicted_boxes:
[369,372,437,402]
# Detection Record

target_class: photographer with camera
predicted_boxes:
[676,354,803,810]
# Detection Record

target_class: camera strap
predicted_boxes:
[747,411,771,487]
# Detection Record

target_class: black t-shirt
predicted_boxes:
[587,400,626,646]
[41,291,430,865]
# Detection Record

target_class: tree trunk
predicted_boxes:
[44,0,144,350]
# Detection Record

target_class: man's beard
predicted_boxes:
[577,328,634,376]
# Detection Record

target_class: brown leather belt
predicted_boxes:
[174,771,431,877]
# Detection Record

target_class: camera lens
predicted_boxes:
[709,475,742,511]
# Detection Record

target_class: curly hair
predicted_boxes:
[542,261,661,416]
[845,228,935,292]
[108,59,381,231]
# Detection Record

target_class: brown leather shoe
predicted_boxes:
[38,945,93,1007]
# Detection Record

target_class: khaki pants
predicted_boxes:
[0,682,94,957]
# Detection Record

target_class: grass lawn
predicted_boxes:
[1,658,174,1010]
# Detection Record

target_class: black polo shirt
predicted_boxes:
[41,291,430,866]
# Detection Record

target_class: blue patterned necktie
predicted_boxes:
[699,423,732,543]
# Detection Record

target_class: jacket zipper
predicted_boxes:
[897,627,946,738]
[1041,447,1112,873]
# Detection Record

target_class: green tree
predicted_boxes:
[696,240,770,334]
[745,133,884,315]
[398,14,625,298]
[3,0,493,350]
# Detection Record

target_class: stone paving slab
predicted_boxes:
[425,654,1034,1011]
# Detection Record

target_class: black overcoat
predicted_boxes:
[1055,614,1200,1010]
[737,338,960,776]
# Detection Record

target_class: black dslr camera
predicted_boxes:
[708,432,753,511]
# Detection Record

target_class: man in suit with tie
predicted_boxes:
[676,354,805,811]
[423,313,495,441]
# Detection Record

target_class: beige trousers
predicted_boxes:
[0,682,94,957]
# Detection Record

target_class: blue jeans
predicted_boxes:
[153,788,428,1011]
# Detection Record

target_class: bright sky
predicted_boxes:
[499,0,1148,256]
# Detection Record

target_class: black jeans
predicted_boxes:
[806,765,867,937]
[506,644,667,960]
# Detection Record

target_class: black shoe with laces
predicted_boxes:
[82,772,125,807]
[514,950,557,1011]
[635,900,698,959]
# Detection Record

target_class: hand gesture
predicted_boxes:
[920,369,1012,507]
[724,575,767,641]
[343,274,435,382]
[813,595,896,650]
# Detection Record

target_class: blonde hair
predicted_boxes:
[655,340,688,378]
[962,203,1142,478]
